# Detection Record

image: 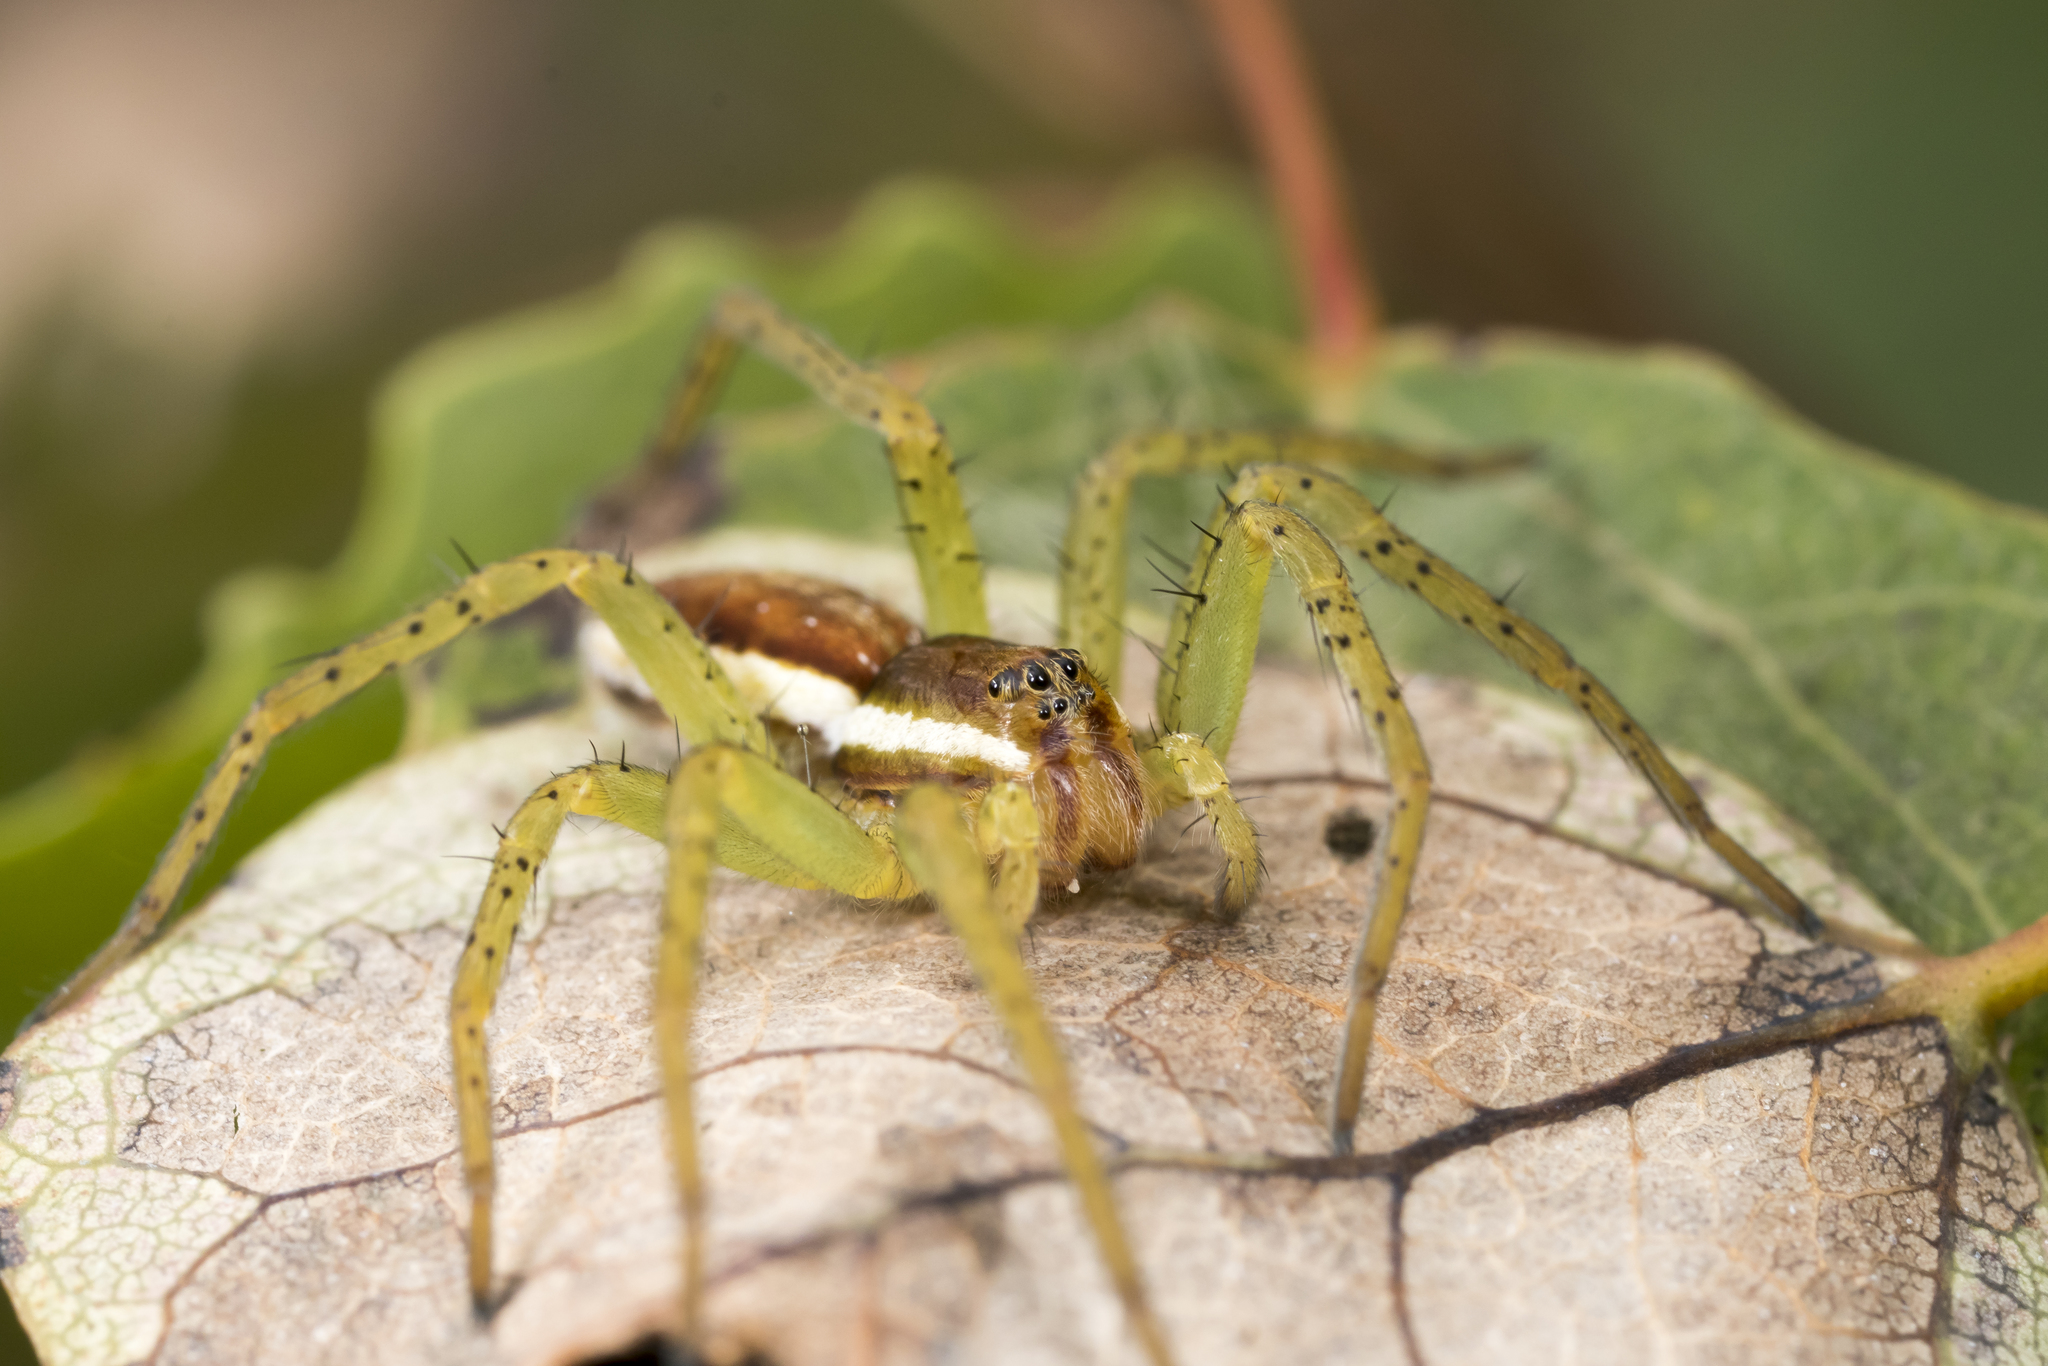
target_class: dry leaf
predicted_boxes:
[4,545,2045,1365]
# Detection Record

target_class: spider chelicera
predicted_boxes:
[38,291,1819,1366]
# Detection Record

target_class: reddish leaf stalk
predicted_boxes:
[1193,0,1381,379]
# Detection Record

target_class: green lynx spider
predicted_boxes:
[39,291,1819,1366]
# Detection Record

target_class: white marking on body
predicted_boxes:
[823,705,1032,774]
[579,619,860,733]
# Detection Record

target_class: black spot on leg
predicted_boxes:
[536,558,548,569]
[325,667,341,682]
[1579,681,1592,694]
[1335,635,1351,648]
[1620,722,1633,734]
[1499,623,1515,636]
[1315,598,1330,612]
[192,807,206,823]
[239,763,250,775]
[500,887,513,899]
[240,730,253,744]
[546,789,559,799]
[484,946,496,959]
[1375,540,1392,555]
[1374,710,1387,725]
[1460,614,1473,625]
[1300,477,1313,489]
[516,857,529,870]
[457,600,471,615]
[1417,562,1432,574]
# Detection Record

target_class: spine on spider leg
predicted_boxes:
[29,552,597,1027]
[708,292,988,637]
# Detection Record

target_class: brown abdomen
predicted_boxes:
[656,571,920,692]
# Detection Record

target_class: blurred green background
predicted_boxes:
[1,1,2042,1359]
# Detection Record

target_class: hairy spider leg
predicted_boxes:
[1058,427,1528,694]
[1157,498,1429,1154]
[1221,462,1821,939]
[30,550,765,1025]
[897,783,1175,1366]
[1143,733,1267,919]
[639,289,990,636]
[450,746,908,1327]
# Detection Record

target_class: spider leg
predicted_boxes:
[454,746,910,1326]
[32,550,767,1025]
[1142,733,1264,916]
[1156,499,1430,1154]
[634,290,990,636]
[1058,428,1526,691]
[975,779,1043,932]
[1223,462,1821,939]
[896,784,1176,1366]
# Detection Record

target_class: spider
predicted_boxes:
[36,290,1820,1366]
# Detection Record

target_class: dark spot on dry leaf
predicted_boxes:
[1322,808,1379,862]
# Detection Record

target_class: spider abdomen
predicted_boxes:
[582,570,920,736]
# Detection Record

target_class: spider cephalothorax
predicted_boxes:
[43,291,1820,1366]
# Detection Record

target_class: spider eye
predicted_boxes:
[1059,658,1078,680]
[988,679,1001,697]
[1025,663,1050,690]
[1053,697,1068,714]
[1036,704,1051,720]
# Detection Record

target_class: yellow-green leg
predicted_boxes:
[32,549,769,1026]
[896,785,1177,1366]
[1058,428,1526,691]
[451,746,910,1325]
[975,780,1043,933]
[1155,500,1431,1153]
[1142,733,1264,916]
[639,290,990,636]
[1220,462,1821,938]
